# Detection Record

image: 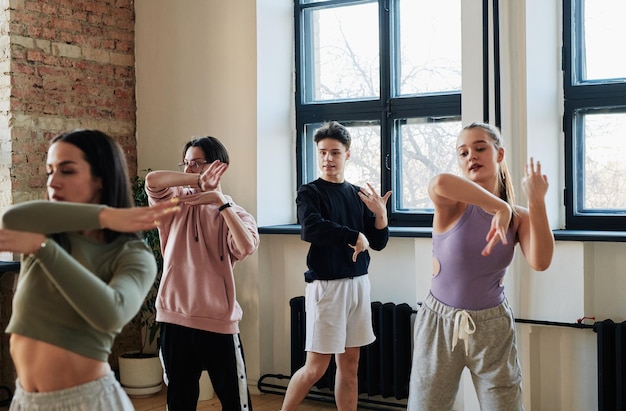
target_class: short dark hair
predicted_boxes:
[182,136,230,164]
[313,121,351,150]
[51,129,134,243]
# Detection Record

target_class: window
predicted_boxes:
[295,0,462,227]
[563,0,626,230]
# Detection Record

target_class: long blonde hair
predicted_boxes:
[462,122,517,216]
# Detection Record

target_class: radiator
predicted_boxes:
[289,296,414,400]
[594,319,626,411]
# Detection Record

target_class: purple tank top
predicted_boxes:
[430,204,516,310]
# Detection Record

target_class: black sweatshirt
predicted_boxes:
[296,178,389,283]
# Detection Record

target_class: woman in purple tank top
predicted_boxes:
[407,122,554,411]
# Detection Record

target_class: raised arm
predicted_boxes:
[2,201,104,234]
[354,182,390,257]
[1,200,160,331]
[429,173,512,255]
[2,200,179,237]
[145,160,228,192]
[145,169,200,191]
[32,238,157,332]
[174,161,257,256]
[180,192,258,256]
[516,158,554,271]
[358,182,391,230]
[220,203,259,258]
[0,201,178,259]
[429,173,511,215]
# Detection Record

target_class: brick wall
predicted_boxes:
[7,0,138,205]
[0,0,141,384]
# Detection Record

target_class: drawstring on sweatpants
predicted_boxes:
[452,310,476,355]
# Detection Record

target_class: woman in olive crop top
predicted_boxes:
[407,123,555,411]
[0,130,178,411]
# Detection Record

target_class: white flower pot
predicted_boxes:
[198,370,214,401]
[118,352,163,398]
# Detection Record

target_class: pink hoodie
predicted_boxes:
[147,185,259,334]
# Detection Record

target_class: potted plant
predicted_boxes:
[118,174,164,397]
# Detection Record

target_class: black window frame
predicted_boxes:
[294,0,462,228]
[563,0,626,231]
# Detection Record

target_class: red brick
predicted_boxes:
[5,0,137,213]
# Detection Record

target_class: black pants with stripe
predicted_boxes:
[159,322,253,411]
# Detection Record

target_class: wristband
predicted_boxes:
[218,202,233,212]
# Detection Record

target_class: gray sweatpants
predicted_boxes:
[10,372,133,411]
[407,293,523,411]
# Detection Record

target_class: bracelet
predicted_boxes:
[218,202,233,212]
[197,174,203,191]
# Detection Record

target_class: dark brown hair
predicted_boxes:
[313,121,351,150]
[182,136,230,164]
[51,129,136,243]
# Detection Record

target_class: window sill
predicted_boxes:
[259,224,429,238]
[551,230,626,242]
[259,225,626,242]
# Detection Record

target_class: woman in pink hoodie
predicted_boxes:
[145,136,259,411]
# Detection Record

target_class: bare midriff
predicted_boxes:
[10,333,110,392]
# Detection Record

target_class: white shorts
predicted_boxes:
[305,275,376,354]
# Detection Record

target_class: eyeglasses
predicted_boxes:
[177,160,208,171]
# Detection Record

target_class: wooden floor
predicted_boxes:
[1,384,399,410]
[0,386,338,411]
[131,387,340,411]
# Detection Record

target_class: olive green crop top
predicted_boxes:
[2,201,157,361]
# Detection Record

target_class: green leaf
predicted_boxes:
[131,172,163,354]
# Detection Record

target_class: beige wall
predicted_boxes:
[135,0,262,383]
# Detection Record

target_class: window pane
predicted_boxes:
[581,111,626,210]
[303,3,380,102]
[397,0,462,95]
[581,0,626,81]
[395,117,461,211]
[304,121,381,192]
[296,0,463,225]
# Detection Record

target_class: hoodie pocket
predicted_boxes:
[159,265,233,320]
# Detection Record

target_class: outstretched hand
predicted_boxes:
[198,160,228,192]
[482,203,512,256]
[0,200,181,254]
[522,157,549,204]
[0,229,46,254]
[358,182,392,214]
[99,199,180,232]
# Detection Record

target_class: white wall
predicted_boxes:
[135,1,626,410]
[134,0,261,382]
